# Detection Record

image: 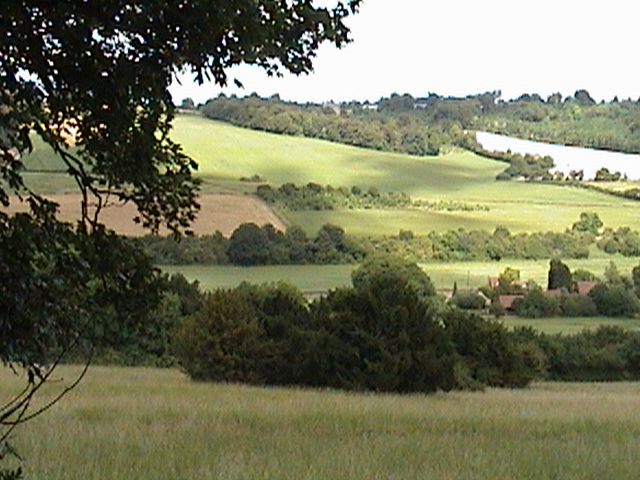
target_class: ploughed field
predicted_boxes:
[6,193,285,237]
[4,365,640,480]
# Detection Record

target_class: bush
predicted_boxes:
[307,275,457,392]
[589,284,640,317]
[514,287,560,318]
[539,326,638,381]
[451,291,487,310]
[352,254,436,299]
[173,289,267,382]
[444,311,544,388]
[559,294,598,317]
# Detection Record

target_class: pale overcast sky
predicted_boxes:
[169,0,640,105]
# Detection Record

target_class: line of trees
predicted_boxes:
[173,256,541,392]
[255,182,486,212]
[200,94,457,155]
[135,223,365,266]
[198,91,640,157]
[361,226,592,261]
[136,215,617,266]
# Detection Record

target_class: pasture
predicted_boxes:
[4,365,640,480]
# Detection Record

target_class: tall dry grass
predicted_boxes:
[2,366,640,479]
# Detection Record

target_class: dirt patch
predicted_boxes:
[5,193,287,236]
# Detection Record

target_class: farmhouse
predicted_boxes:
[575,281,599,295]
[498,295,524,311]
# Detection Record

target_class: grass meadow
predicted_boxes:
[17,115,640,236]
[4,365,640,480]
[503,316,640,335]
[171,115,640,235]
[163,253,640,295]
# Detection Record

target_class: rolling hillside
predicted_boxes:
[14,114,640,236]
[172,114,640,235]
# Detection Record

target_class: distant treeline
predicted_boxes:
[361,227,592,261]
[134,213,640,265]
[200,94,467,156]
[135,223,364,266]
[196,90,640,156]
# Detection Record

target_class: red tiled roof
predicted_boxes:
[576,281,598,295]
[498,295,524,310]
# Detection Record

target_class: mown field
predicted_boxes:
[4,365,640,480]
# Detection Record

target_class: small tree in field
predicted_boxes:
[548,259,572,291]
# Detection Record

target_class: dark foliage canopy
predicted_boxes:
[1,0,360,231]
[0,0,361,440]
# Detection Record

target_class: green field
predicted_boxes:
[17,115,640,235]
[163,254,640,294]
[161,264,355,293]
[5,365,640,480]
[503,316,640,335]
[171,115,640,234]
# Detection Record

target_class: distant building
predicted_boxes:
[498,295,524,311]
[575,281,599,295]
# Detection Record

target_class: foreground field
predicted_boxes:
[4,366,640,480]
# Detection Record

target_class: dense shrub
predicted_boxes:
[539,326,640,381]
[559,294,598,317]
[514,287,561,318]
[351,255,436,299]
[588,284,640,317]
[173,289,267,382]
[306,278,457,392]
[444,312,545,388]
[450,291,487,310]
[173,257,548,392]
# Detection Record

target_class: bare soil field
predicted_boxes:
[6,193,286,236]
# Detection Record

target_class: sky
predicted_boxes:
[169,0,640,105]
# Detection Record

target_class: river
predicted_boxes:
[475,131,640,180]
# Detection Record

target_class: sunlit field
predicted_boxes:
[4,366,640,480]
[17,115,640,236]
[171,115,640,235]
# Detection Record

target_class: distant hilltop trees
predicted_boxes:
[198,89,640,156]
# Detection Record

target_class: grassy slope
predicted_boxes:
[172,115,640,235]
[7,365,640,480]
[16,115,640,234]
